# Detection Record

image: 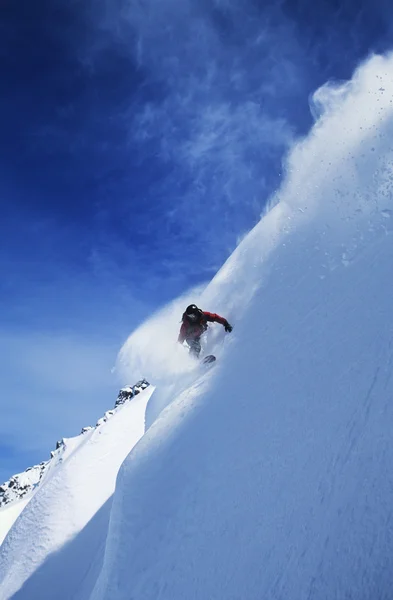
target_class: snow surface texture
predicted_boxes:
[0,381,152,598]
[1,53,393,600]
[94,54,393,600]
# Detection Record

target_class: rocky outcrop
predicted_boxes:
[115,379,150,408]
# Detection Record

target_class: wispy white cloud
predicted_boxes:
[82,0,303,275]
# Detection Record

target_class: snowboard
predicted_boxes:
[202,354,216,365]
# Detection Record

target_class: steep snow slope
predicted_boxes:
[91,54,393,600]
[0,384,153,600]
[0,499,30,549]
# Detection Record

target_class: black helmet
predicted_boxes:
[186,304,199,315]
[184,304,201,323]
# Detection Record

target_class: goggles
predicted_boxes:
[187,312,199,322]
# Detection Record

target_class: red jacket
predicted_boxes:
[178,311,228,343]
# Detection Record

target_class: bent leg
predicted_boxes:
[187,337,201,359]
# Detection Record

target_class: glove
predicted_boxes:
[224,322,233,333]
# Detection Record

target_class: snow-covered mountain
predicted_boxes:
[0,379,149,547]
[2,53,393,600]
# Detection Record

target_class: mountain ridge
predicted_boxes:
[0,379,149,546]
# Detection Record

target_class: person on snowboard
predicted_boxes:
[178,304,233,358]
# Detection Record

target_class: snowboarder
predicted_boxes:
[178,304,233,358]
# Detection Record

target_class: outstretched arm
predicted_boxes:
[203,312,233,332]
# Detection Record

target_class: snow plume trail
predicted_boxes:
[92,53,393,600]
[116,204,289,429]
[116,287,205,383]
[118,52,393,429]
[116,286,215,428]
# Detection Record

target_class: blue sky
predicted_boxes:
[1,0,391,483]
